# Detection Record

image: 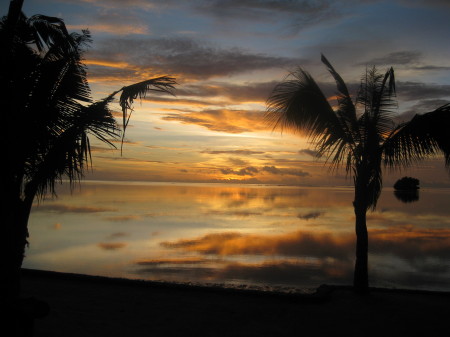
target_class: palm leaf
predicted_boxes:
[321,55,359,142]
[101,76,177,152]
[382,103,450,168]
[266,67,337,136]
[266,64,357,169]
[25,100,119,199]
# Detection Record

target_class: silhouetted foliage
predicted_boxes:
[393,177,419,203]
[266,55,450,293]
[394,177,420,190]
[0,0,176,314]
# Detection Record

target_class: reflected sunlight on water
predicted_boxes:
[25,181,450,292]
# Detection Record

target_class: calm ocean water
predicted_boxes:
[25,181,450,292]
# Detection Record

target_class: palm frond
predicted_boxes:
[25,100,119,199]
[382,103,450,169]
[357,66,397,139]
[266,67,337,136]
[27,14,75,54]
[266,64,358,170]
[321,54,359,146]
[102,76,177,152]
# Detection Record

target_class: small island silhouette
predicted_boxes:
[394,177,420,203]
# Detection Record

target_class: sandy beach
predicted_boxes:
[20,268,449,337]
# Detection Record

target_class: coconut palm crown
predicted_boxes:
[0,6,176,304]
[266,55,450,292]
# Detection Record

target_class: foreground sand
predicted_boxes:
[21,269,449,337]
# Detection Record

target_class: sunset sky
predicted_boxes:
[4,0,450,186]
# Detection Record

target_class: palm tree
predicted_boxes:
[0,5,176,303]
[266,55,450,293]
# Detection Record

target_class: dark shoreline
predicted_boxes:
[21,268,450,337]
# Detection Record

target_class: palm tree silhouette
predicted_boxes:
[266,55,450,293]
[0,3,176,302]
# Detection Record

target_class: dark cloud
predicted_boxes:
[32,204,115,213]
[413,65,450,71]
[136,257,213,266]
[299,149,320,157]
[397,82,450,101]
[361,51,422,65]
[208,177,263,184]
[262,166,310,177]
[221,166,259,176]
[213,164,311,177]
[175,81,278,103]
[90,37,295,80]
[104,215,141,222]
[398,0,450,9]
[108,232,129,238]
[395,99,450,123]
[228,157,248,166]
[97,242,127,250]
[297,211,324,220]
[192,0,344,35]
[193,0,332,17]
[205,210,263,217]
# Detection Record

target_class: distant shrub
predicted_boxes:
[393,177,420,190]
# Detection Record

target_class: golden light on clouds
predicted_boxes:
[84,59,132,69]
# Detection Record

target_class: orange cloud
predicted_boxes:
[161,109,267,134]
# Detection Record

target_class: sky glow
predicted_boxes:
[4,0,450,186]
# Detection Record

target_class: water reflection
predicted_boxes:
[26,182,450,291]
[394,189,420,203]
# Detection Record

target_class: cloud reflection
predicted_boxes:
[161,226,450,262]
[161,231,354,260]
[97,243,127,250]
[147,225,450,288]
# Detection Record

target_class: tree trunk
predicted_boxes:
[353,202,369,293]
[2,0,27,300]
[1,197,32,303]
